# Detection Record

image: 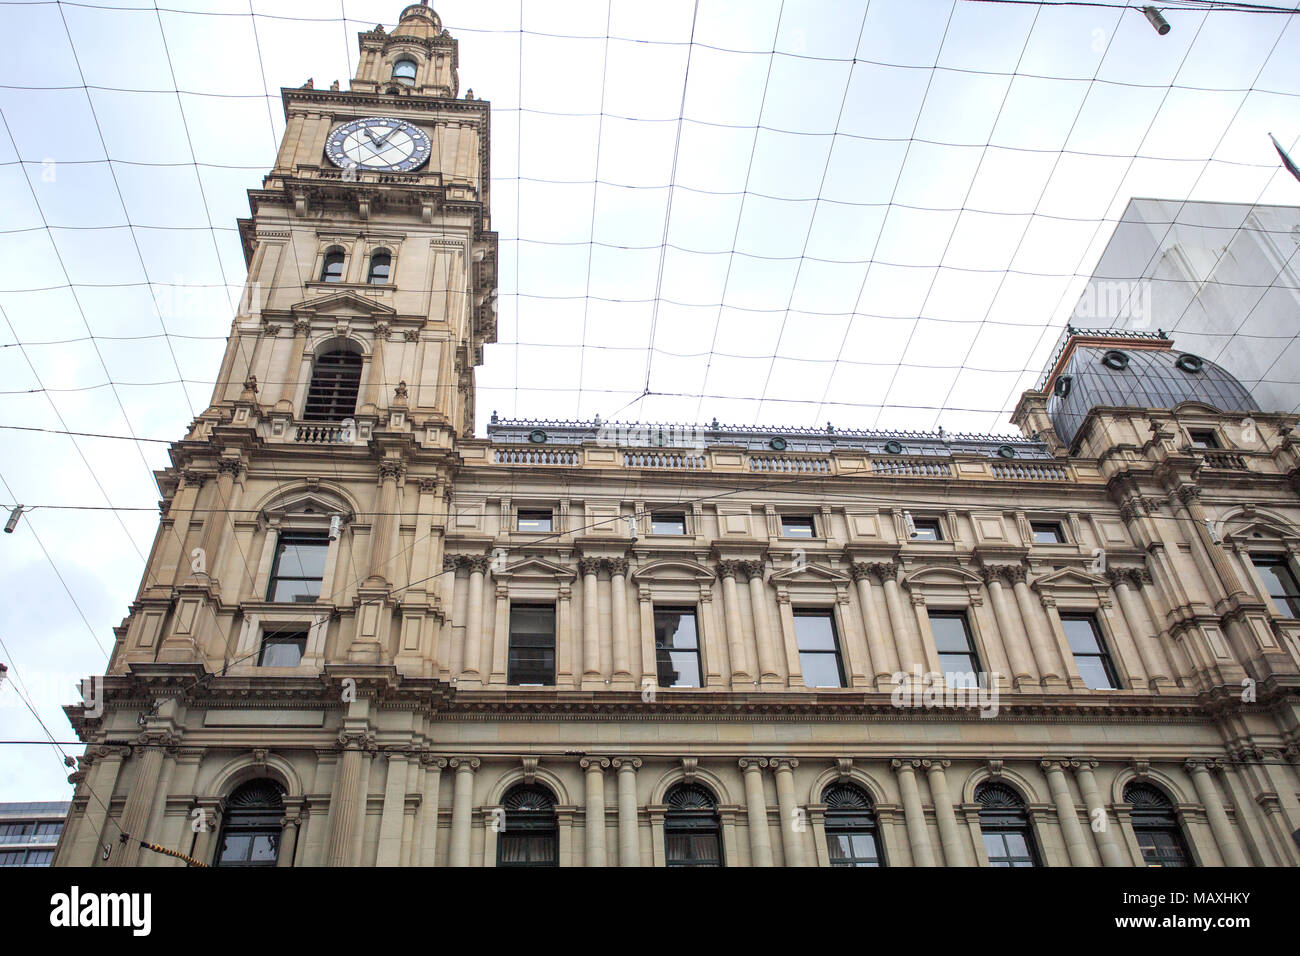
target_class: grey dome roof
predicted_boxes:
[1047,345,1258,449]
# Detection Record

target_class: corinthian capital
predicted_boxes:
[867,561,898,584]
[716,560,745,581]
[603,557,629,577]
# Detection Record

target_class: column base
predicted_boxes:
[581,675,607,691]
[610,675,636,690]
[1040,676,1069,692]
[455,674,483,690]
[759,675,785,689]
[1012,675,1042,692]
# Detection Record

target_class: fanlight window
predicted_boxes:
[392,58,417,86]
[214,779,285,867]
[823,783,883,867]
[320,250,345,282]
[975,782,1039,867]
[664,783,722,867]
[367,251,391,285]
[303,350,363,422]
[1125,782,1192,867]
[497,784,558,867]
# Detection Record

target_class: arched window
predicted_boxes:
[391,58,417,86]
[214,779,285,867]
[664,783,722,867]
[1125,782,1192,867]
[822,782,883,867]
[976,781,1039,867]
[303,349,363,421]
[497,784,557,867]
[320,249,345,283]
[367,251,391,285]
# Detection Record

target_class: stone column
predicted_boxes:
[364,321,390,410]
[608,559,633,687]
[376,753,409,866]
[448,756,479,867]
[874,563,921,677]
[924,758,971,866]
[326,730,374,867]
[1185,759,1249,867]
[580,558,602,685]
[891,758,936,866]
[719,562,753,684]
[489,582,509,685]
[581,757,610,867]
[981,567,1036,688]
[460,556,489,687]
[1042,759,1094,867]
[744,562,783,686]
[852,564,897,686]
[771,758,805,867]
[740,758,773,866]
[1071,759,1127,866]
[111,732,175,867]
[613,757,642,867]
[193,458,240,589]
[1109,569,1170,689]
[1008,567,1062,683]
[190,800,222,866]
[1177,486,1246,599]
[418,755,447,867]
[277,808,302,868]
[366,458,404,586]
[274,317,310,408]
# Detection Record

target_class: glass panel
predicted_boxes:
[938,653,977,683]
[659,650,700,688]
[517,511,553,532]
[655,610,698,650]
[911,521,941,541]
[510,606,556,638]
[219,833,253,863]
[260,637,305,667]
[249,833,279,862]
[269,579,320,603]
[826,833,850,861]
[666,831,720,866]
[1061,616,1103,654]
[651,514,686,535]
[368,255,391,284]
[928,613,973,653]
[1031,523,1063,543]
[793,612,837,650]
[781,516,815,538]
[1075,655,1115,690]
[277,540,329,579]
[800,652,844,688]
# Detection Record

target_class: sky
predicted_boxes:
[0,0,1298,799]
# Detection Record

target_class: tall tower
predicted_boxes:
[55,2,495,867]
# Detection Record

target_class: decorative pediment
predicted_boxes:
[1220,507,1300,545]
[1030,567,1109,592]
[493,557,576,582]
[901,565,984,589]
[258,485,356,522]
[630,558,716,584]
[287,290,397,319]
[767,564,852,585]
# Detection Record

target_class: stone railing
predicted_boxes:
[1201,452,1248,471]
[624,451,708,470]
[495,447,579,466]
[748,455,832,474]
[294,423,352,444]
[990,461,1069,481]
[871,457,952,477]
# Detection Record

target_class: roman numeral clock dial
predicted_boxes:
[325,117,432,173]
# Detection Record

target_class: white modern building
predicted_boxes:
[1073,197,1300,415]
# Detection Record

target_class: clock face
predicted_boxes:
[325,117,431,173]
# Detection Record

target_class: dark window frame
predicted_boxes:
[320,250,345,282]
[653,606,702,689]
[391,57,418,86]
[792,608,846,688]
[1251,554,1300,618]
[976,782,1040,867]
[367,251,392,285]
[650,512,687,536]
[507,603,556,686]
[780,514,816,538]
[214,780,285,868]
[497,784,558,867]
[258,627,309,667]
[1187,429,1220,450]
[823,783,884,867]
[910,517,943,541]
[516,508,554,533]
[664,784,723,867]
[1030,521,1065,544]
[266,531,330,603]
[1125,783,1193,868]
[927,610,984,687]
[1059,612,1121,689]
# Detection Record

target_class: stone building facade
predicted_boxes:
[53,2,1300,867]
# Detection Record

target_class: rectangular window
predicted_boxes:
[259,628,308,667]
[928,611,982,686]
[650,513,687,536]
[653,607,701,688]
[516,509,553,533]
[1060,613,1119,689]
[983,830,1037,867]
[1188,429,1220,449]
[781,515,816,538]
[793,610,845,688]
[1030,522,1064,544]
[910,518,942,541]
[1252,555,1300,618]
[267,532,329,603]
[508,604,556,686]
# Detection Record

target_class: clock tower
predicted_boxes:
[54,2,497,866]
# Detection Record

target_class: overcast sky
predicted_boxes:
[1,0,1298,800]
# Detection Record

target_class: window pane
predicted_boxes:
[651,514,686,535]
[517,510,553,532]
[793,612,837,650]
[220,833,252,862]
[938,652,977,681]
[928,613,972,653]
[269,579,321,603]
[1075,656,1115,690]
[655,610,698,650]
[277,540,328,579]
[800,652,844,688]
[1031,523,1063,544]
[260,636,305,667]
[911,520,941,541]
[662,651,701,688]
[1061,616,1103,654]
[781,516,814,537]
